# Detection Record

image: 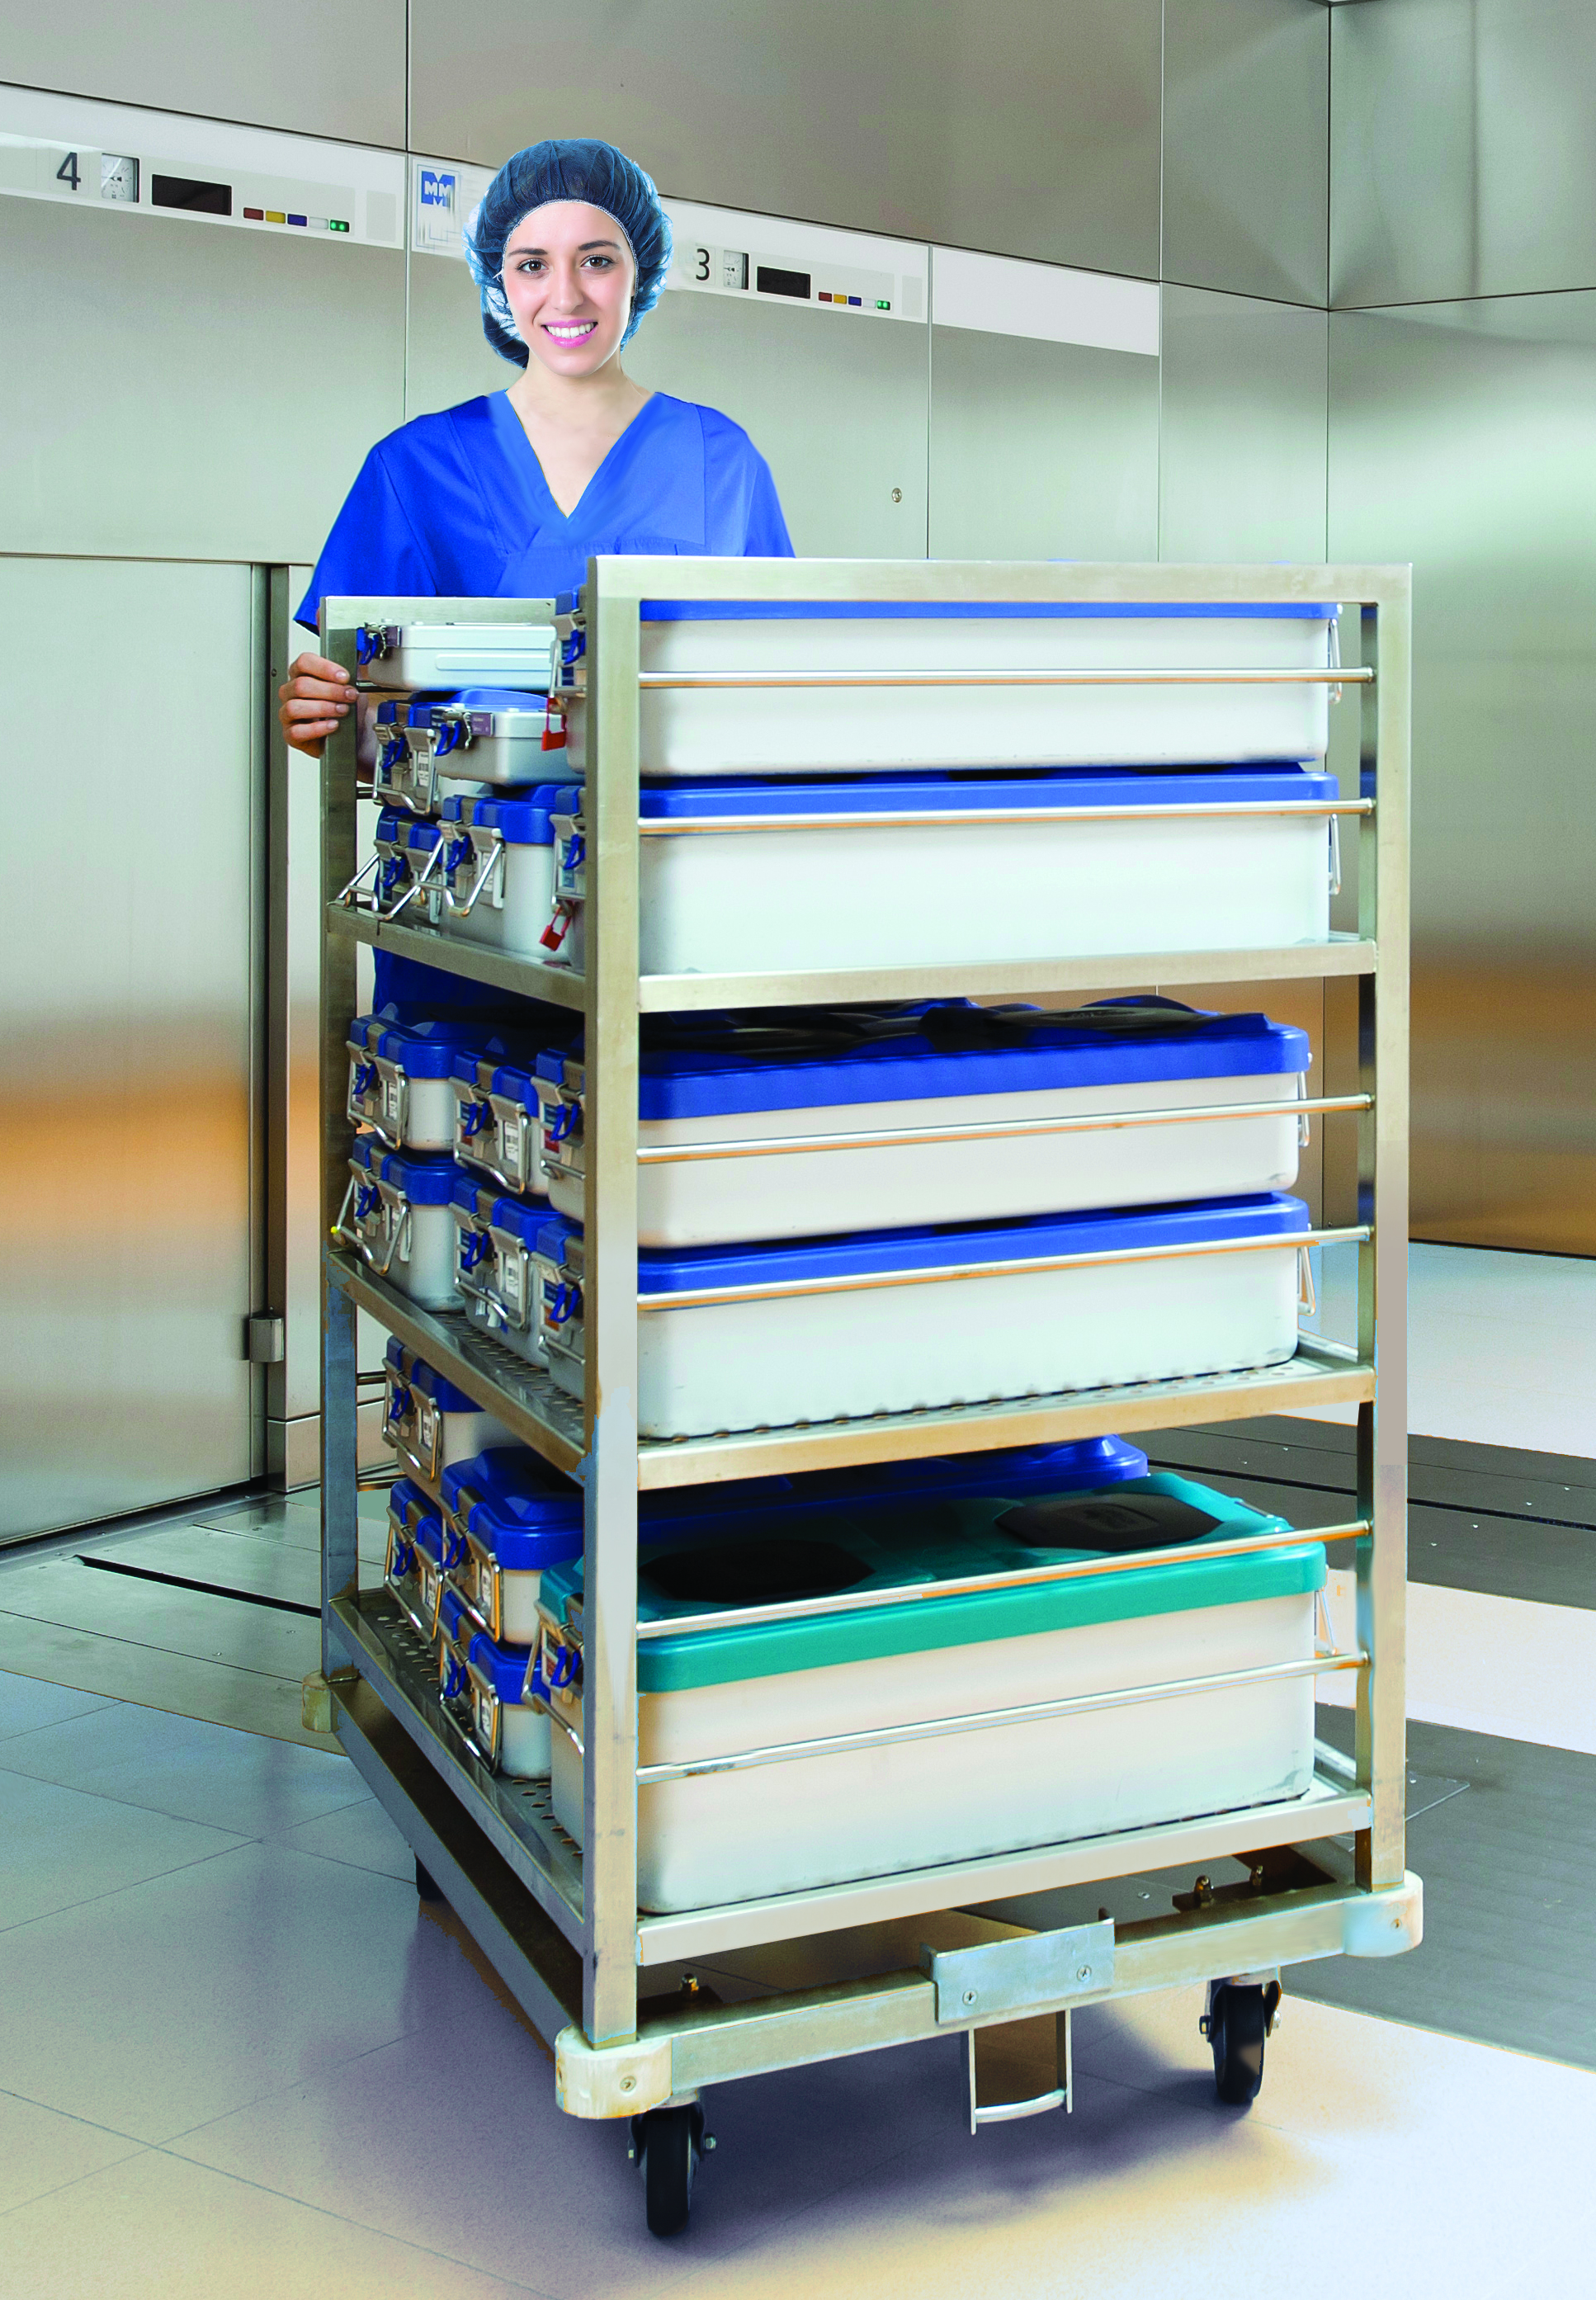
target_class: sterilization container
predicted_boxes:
[337,1140,460,1309]
[534,1193,1311,1439]
[357,618,559,693]
[536,1471,1324,1910]
[451,1175,549,1366]
[559,597,1339,777]
[382,1338,516,1490]
[437,786,569,952]
[533,999,1310,1244]
[546,766,1340,976]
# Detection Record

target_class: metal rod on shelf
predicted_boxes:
[633,1094,1374,1166]
[633,1651,1368,1786]
[634,1223,1371,1313]
[634,666,1375,691]
[636,799,1373,838]
[634,1521,1371,1638]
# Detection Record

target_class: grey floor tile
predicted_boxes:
[0,1668,114,1742]
[0,1841,493,2144]
[0,2090,146,2214]
[0,1698,368,1839]
[279,1796,416,1882]
[0,1769,244,1933]
[0,2149,549,2298]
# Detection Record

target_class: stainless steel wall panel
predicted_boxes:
[1331,0,1596,307]
[928,328,1159,560]
[0,557,257,1541]
[1329,295,1596,1250]
[0,196,404,563]
[1163,0,1329,307]
[407,0,1163,279]
[1159,286,1328,562]
[0,7,407,148]
[627,295,929,559]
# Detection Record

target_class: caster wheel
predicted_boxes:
[630,2102,705,2237]
[1206,1982,1268,2106]
[415,1858,446,1904]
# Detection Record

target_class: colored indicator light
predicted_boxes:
[848,294,862,306]
[265,210,285,224]
[329,218,349,232]
[243,206,263,220]
[309,215,328,229]
[287,212,306,226]
[876,298,891,310]
[818,291,832,302]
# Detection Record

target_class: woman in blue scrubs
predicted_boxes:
[278,136,791,757]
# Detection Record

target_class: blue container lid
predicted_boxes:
[636,599,1339,623]
[439,786,567,843]
[375,806,441,850]
[468,1627,535,1701]
[451,1050,544,1112]
[451,1173,547,1238]
[818,1436,1150,1505]
[442,1446,583,1565]
[426,687,554,718]
[386,1477,441,1542]
[541,1470,1324,1693]
[536,1193,1309,1293]
[351,1138,460,1203]
[349,1012,498,1080]
[550,763,1336,824]
[438,1585,473,1644]
[385,1334,496,1416]
[603,999,1310,1120]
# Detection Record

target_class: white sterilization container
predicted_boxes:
[420,689,570,787]
[559,597,1339,777]
[534,1193,1310,1439]
[534,1000,1310,1244]
[536,1471,1324,1910]
[347,1013,502,1153]
[338,1140,460,1309]
[438,786,567,954]
[547,765,1339,976]
[451,1175,549,1366]
[382,1339,516,1490]
[357,617,559,693]
[452,1045,555,1198]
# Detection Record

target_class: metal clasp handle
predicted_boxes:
[449,830,506,918]
[383,837,444,922]
[336,852,380,909]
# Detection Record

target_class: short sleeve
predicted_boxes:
[742,450,796,558]
[294,446,440,632]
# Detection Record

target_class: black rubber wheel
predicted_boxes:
[1209,1982,1268,2106]
[415,1858,446,1904]
[632,2103,703,2237]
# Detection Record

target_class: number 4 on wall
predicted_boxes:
[55,151,81,190]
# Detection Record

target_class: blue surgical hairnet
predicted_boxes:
[463,139,673,364]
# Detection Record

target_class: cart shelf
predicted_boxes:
[331,1249,1374,1485]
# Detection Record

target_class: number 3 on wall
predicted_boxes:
[695,247,710,281]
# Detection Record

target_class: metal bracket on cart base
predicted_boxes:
[921,1917,1115,2023]
[555,2025,674,2120]
[300,1669,357,1736]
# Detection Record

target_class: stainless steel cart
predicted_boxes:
[311,560,1418,2237]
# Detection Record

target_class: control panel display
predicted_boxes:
[152,172,231,216]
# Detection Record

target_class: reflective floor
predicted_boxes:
[0,1240,1591,2288]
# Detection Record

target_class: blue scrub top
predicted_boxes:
[295,388,793,630]
[301,389,793,1011]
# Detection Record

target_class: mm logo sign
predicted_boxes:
[419,169,456,210]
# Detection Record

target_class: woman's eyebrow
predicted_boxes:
[504,237,624,257]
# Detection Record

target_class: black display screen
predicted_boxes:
[151,173,233,217]
[755,264,811,301]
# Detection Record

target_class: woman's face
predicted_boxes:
[499,201,638,376]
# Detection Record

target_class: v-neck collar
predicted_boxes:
[489,387,663,527]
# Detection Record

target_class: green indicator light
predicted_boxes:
[876,298,890,310]
[329,218,350,232]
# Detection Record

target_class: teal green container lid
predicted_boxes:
[541,1472,1324,1693]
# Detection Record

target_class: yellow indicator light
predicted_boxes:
[265,210,286,224]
